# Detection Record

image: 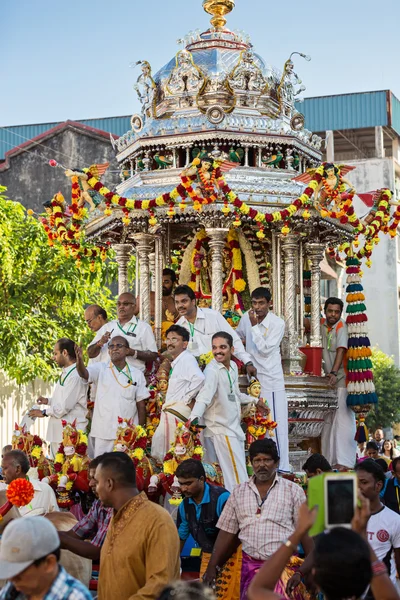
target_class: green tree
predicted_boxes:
[366,348,400,430]
[0,186,124,384]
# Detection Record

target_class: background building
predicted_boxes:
[1,90,399,362]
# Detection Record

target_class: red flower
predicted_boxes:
[265,213,273,223]
[118,198,126,206]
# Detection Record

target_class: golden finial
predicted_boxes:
[202,0,235,29]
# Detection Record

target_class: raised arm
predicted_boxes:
[74,345,89,381]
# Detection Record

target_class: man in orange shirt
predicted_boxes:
[321,297,356,469]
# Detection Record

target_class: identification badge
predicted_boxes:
[190,547,202,557]
[127,332,137,337]
[227,393,236,402]
[188,341,199,351]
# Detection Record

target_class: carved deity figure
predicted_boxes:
[228,48,266,92]
[278,59,306,116]
[167,50,204,94]
[133,60,156,117]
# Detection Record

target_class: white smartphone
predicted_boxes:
[324,473,357,529]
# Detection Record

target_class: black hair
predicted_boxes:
[324,297,344,313]
[4,450,30,475]
[251,287,271,302]
[313,528,372,599]
[322,162,339,176]
[355,458,385,486]
[249,439,279,463]
[33,547,61,566]
[176,458,206,480]
[174,285,196,301]
[392,456,400,472]
[374,458,389,473]
[366,441,379,452]
[302,453,332,474]
[212,331,233,347]
[382,439,395,460]
[166,324,190,343]
[97,452,136,487]
[56,338,76,359]
[89,456,103,470]
[163,268,177,283]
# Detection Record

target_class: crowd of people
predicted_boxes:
[0,274,398,599]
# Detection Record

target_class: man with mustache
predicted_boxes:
[203,439,312,600]
[187,332,265,492]
[151,325,205,462]
[134,268,179,322]
[75,337,149,456]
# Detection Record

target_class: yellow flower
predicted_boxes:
[193,202,202,212]
[320,209,329,218]
[256,229,265,239]
[221,204,231,215]
[188,281,196,291]
[132,448,145,460]
[239,204,250,215]
[254,212,265,223]
[149,216,158,226]
[234,278,246,292]
[302,210,311,220]
[227,191,236,202]
[232,217,241,228]
[299,194,309,203]
[142,200,150,210]
[156,196,166,207]
[66,481,74,491]
[125,199,135,209]
[163,460,175,475]
[27,209,34,216]
[122,217,131,225]
[111,195,120,205]
[179,202,186,211]
[281,225,290,235]
[366,259,372,268]
[31,446,42,460]
[170,189,179,200]
[104,208,112,216]
[308,180,319,191]
[193,447,204,457]
[99,186,109,196]
[55,453,64,464]
[79,432,88,445]
[273,212,282,222]
[169,497,183,506]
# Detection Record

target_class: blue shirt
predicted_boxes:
[380,476,399,498]
[177,483,230,541]
[0,566,92,600]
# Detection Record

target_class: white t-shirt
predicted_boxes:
[367,506,400,584]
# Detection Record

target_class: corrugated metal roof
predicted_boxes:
[390,93,400,137]
[0,116,131,160]
[296,90,389,132]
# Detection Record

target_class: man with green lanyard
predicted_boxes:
[187,331,266,492]
[29,338,88,458]
[87,292,158,374]
[75,336,149,457]
[321,297,356,470]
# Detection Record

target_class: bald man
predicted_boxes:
[87,293,158,373]
[84,305,108,334]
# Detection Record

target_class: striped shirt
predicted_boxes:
[72,499,113,547]
[216,475,305,559]
[0,566,92,599]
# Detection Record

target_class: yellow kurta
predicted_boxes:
[99,493,180,600]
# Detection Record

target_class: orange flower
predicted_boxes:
[7,478,35,507]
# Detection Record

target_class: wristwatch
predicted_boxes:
[330,371,338,376]
[41,409,48,417]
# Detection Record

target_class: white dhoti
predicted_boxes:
[92,437,114,457]
[203,435,248,492]
[262,389,290,473]
[151,403,192,463]
[322,387,356,468]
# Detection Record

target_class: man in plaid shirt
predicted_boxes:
[0,517,91,600]
[203,439,314,600]
[58,457,112,562]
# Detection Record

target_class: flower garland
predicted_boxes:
[189,230,211,298]
[6,479,35,508]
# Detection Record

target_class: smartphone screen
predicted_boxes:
[326,479,355,526]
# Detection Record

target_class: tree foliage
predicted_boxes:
[0,186,123,384]
[366,348,400,430]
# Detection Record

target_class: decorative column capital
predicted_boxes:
[206,227,229,245]
[306,242,325,263]
[113,244,133,295]
[131,232,154,252]
[205,227,229,313]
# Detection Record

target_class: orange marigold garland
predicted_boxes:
[0,478,35,519]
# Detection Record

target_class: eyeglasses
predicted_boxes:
[252,458,275,466]
[85,315,98,325]
[108,344,128,350]
[117,302,135,307]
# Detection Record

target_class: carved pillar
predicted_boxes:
[281,235,302,373]
[257,147,262,168]
[131,233,154,323]
[113,244,133,295]
[244,145,249,167]
[185,147,190,166]
[205,228,229,313]
[306,242,325,347]
[172,148,177,169]
[154,236,163,348]
[149,253,156,291]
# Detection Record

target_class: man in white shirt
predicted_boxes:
[75,337,150,457]
[174,285,257,377]
[236,287,289,473]
[187,331,267,492]
[29,339,88,458]
[355,459,400,593]
[87,292,158,373]
[151,325,205,462]
[1,450,58,516]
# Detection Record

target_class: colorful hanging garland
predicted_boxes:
[345,254,378,441]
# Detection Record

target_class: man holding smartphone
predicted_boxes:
[355,459,400,594]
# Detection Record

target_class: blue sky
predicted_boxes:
[2,0,400,126]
